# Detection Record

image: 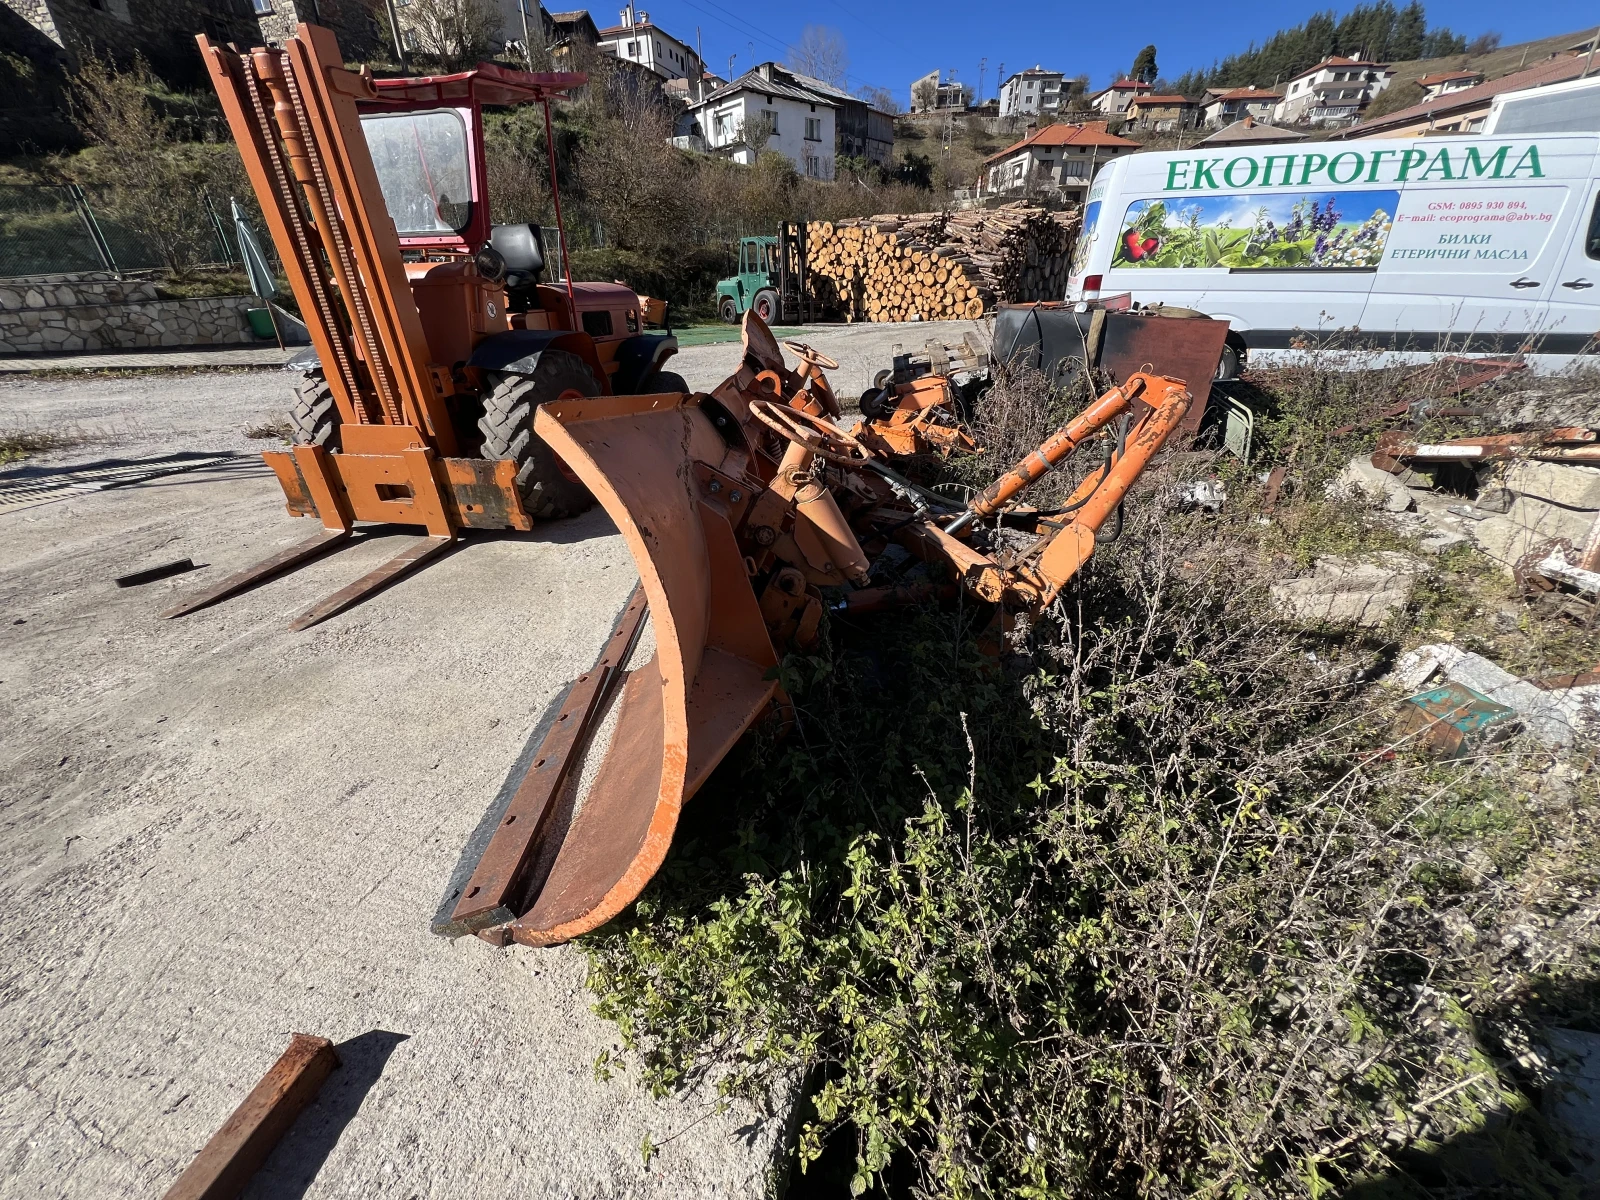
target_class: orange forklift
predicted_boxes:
[168,24,685,628]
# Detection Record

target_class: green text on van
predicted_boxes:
[1163,145,1545,192]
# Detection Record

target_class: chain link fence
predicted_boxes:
[0,184,240,279]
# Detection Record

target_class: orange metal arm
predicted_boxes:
[946,375,1147,533]
[1022,374,1192,607]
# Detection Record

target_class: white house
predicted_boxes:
[981,121,1137,200]
[596,3,700,81]
[910,69,968,112]
[1417,69,1484,100]
[1200,86,1283,127]
[1274,56,1393,126]
[1088,78,1153,116]
[998,67,1065,118]
[680,63,838,180]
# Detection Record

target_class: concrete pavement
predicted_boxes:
[0,320,978,1197]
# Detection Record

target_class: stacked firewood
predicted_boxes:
[803,203,1078,323]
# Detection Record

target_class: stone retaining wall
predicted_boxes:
[0,275,264,355]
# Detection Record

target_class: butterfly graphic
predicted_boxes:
[1123,231,1160,261]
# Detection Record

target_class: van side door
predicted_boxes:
[1358,137,1597,355]
[1544,177,1600,354]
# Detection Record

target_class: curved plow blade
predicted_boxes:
[513,392,779,945]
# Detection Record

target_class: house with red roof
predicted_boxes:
[979,121,1139,200]
[1274,56,1394,126]
[1338,52,1598,138]
[1124,93,1199,132]
[1088,79,1154,116]
[1199,86,1283,128]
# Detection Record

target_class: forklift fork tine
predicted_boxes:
[287,535,458,632]
[160,529,354,620]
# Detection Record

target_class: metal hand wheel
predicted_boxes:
[782,340,840,372]
[748,399,874,466]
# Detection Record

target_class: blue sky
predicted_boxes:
[624,1,1597,105]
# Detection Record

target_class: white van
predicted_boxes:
[1065,133,1600,374]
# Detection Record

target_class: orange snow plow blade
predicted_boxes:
[508,392,780,946]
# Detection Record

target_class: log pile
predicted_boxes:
[803,203,1078,323]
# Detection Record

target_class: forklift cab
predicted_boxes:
[354,64,672,393]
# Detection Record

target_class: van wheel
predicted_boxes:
[478,353,598,520]
[1215,343,1243,382]
[719,297,739,324]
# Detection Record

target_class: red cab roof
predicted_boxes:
[369,62,586,106]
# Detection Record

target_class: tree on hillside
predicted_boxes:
[400,0,501,73]
[855,85,902,115]
[1129,45,1158,84]
[1163,3,1471,94]
[787,25,849,88]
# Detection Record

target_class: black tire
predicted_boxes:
[752,289,779,323]
[718,297,739,324]
[288,369,340,450]
[1215,342,1243,381]
[640,370,689,394]
[478,352,598,520]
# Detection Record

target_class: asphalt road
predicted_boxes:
[0,320,977,1198]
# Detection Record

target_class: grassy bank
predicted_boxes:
[580,363,1600,1198]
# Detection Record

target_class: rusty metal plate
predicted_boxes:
[437,457,533,531]
[263,450,318,518]
[1098,313,1228,436]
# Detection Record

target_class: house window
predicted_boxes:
[252,0,272,11]
[805,116,821,141]
[655,40,662,56]
[713,112,730,139]
[766,110,778,133]
[626,40,637,55]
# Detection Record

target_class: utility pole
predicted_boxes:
[728,53,736,82]
[518,0,542,73]
[696,25,704,97]
[383,0,406,70]
[977,56,987,105]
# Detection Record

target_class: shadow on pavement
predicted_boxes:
[244,1029,411,1200]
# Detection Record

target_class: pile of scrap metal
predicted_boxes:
[438,312,1218,947]
[1373,425,1600,614]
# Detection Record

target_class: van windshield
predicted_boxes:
[361,109,473,237]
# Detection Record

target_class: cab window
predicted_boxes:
[1587,189,1600,261]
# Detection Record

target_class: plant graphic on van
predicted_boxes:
[1113,190,1397,270]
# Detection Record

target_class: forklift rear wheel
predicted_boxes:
[287,369,340,451]
[752,289,779,323]
[479,353,598,520]
[718,297,739,324]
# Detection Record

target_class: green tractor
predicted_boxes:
[714,224,815,325]
[715,236,781,324]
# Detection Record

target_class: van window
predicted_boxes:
[1587,191,1600,261]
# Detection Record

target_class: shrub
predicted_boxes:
[583,368,1600,1197]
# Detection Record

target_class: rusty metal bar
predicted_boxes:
[160,1033,337,1200]
[287,535,458,631]
[161,530,353,619]
[446,582,649,933]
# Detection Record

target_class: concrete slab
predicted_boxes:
[0,366,797,1198]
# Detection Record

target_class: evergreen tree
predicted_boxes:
[1130,45,1158,84]
[1165,4,1470,90]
